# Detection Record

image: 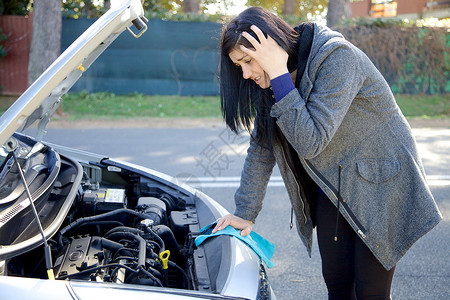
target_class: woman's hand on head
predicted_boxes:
[212,214,253,236]
[241,25,289,80]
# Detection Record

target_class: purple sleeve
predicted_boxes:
[270,73,295,102]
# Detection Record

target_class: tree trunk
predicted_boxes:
[28,0,61,84]
[283,0,296,15]
[327,0,351,28]
[28,0,62,115]
[183,0,200,14]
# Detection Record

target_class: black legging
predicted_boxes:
[316,193,396,300]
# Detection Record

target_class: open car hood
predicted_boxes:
[0,0,147,147]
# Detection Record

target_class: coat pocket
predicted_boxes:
[356,158,400,184]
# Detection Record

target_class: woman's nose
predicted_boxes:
[242,66,252,79]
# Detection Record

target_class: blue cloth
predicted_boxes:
[270,72,295,102]
[194,222,275,268]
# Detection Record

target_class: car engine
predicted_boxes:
[0,139,213,292]
[53,193,193,289]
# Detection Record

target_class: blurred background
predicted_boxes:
[0,0,449,118]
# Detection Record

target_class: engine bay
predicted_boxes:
[52,192,196,289]
[0,135,218,292]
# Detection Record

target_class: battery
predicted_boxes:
[82,188,127,215]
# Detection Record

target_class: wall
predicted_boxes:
[351,0,430,18]
[352,0,371,18]
[62,18,223,96]
[0,14,33,95]
[397,0,427,15]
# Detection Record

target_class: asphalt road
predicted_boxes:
[30,120,449,299]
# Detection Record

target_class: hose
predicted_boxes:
[105,231,146,268]
[58,209,156,247]
[153,225,181,254]
[139,267,163,287]
[168,261,191,289]
[104,226,144,237]
[57,263,137,280]
[72,220,124,236]
[105,226,166,253]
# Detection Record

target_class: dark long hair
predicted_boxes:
[219,7,299,148]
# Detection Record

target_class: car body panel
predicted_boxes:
[0,275,249,300]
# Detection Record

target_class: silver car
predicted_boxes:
[0,1,275,299]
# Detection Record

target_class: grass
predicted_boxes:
[60,91,223,120]
[1,92,449,120]
[394,94,450,118]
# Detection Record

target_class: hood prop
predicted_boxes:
[5,137,55,280]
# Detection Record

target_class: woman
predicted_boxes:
[212,6,442,299]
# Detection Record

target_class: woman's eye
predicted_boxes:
[245,59,252,64]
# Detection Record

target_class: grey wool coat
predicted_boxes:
[233,24,442,270]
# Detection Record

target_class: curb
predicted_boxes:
[47,117,450,129]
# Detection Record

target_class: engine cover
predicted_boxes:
[55,236,104,280]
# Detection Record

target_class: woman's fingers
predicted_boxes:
[212,214,231,233]
[240,25,265,50]
[212,214,253,236]
[240,225,252,236]
[239,24,289,79]
[249,25,266,43]
[241,31,259,49]
[214,218,227,231]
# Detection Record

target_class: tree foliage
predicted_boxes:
[62,0,102,18]
[60,0,225,18]
[0,0,32,15]
[1,0,332,20]
[0,0,330,20]
[246,0,327,19]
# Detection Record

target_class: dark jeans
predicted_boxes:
[316,193,396,300]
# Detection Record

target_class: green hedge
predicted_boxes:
[335,18,449,94]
